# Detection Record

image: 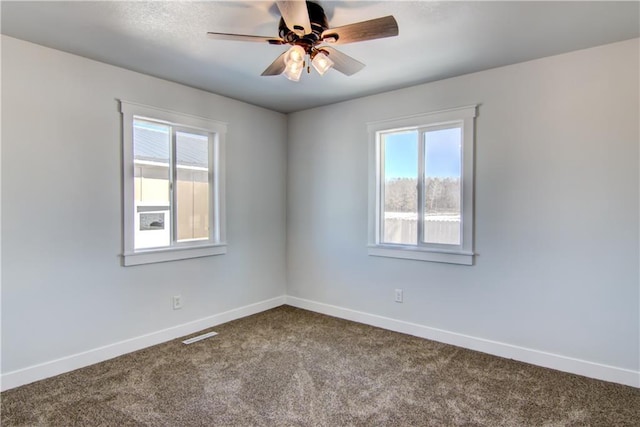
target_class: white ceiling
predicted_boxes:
[2,1,638,113]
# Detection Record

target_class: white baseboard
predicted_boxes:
[1,296,286,391]
[285,296,640,388]
[4,295,638,391]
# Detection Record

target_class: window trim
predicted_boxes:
[120,100,227,266]
[367,105,477,265]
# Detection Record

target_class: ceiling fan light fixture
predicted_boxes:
[311,51,334,76]
[208,2,399,80]
[284,61,304,81]
[283,45,306,82]
[284,45,305,65]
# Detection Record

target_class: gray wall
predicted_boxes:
[2,35,638,383]
[287,39,639,371]
[1,36,288,373]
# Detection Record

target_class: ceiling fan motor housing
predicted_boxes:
[278,1,329,52]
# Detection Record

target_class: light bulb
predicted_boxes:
[311,51,334,76]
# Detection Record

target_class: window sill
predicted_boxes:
[123,243,227,266]
[368,245,474,265]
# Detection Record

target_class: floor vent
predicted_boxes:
[182,331,218,345]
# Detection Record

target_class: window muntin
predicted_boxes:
[121,101,227,266]
[368,106,476,265]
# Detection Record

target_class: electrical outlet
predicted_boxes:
[394,288,403,303]
[172,295,183,310]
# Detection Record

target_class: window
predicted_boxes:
[368,106,476,265]
[120,101,227,266]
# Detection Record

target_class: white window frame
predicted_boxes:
[120,100,227,266]
[367,105,477,265]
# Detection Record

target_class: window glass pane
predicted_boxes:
[382,130,418,245]
[133,119,171,249]
[423,127,462,245]
[175,131,210,242]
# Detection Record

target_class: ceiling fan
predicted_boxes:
[207,0,399,81]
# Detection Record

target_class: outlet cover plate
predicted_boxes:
[172,295,183,310]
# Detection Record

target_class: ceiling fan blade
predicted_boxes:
[276,0,311,35]
[207,32,284,45]
[321,47,365,76]
[261,51,288,76]
[321,16,398,45]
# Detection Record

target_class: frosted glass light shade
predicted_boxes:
[311,51,334,76]
[283,45,306,82]
[285,45,305,65]
[284,61,303,81]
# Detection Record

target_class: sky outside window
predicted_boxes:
[384,130,418,180]
[424,127,461,178]
[384,127,461,179]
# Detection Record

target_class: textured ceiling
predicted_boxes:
[2,1,638,113]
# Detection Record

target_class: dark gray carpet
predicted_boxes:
[2,306,639,426]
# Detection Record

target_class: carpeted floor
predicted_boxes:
[1,305,639,426]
